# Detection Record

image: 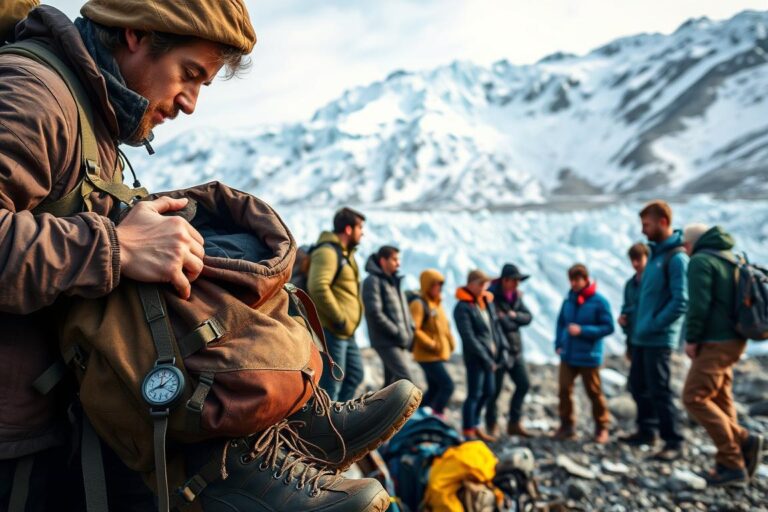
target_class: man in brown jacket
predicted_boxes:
[0,3,415,512]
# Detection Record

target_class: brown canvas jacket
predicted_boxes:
[0,6,123,458]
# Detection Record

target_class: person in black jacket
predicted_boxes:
[454,269,501,442]
[486,264,534,438]
[362,246,415,386]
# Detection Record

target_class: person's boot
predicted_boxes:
[486,423,501,438]
[462,428,478,441]
[594,427,610,445]
[703,464,748,488]
[288,379,422,470]
[618,431,657,447]
[742,433,764,480]
[651,442,684,462]
[507,422,532,438]
[195,422,391,512]
[474,427,497,443]
[552,425,577,441]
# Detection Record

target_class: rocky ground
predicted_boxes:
[358,348,768,511]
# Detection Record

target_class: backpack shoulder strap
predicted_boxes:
[312,241,346,285]
[697,248,740,266]
[662,246,686,283]
[0,41,147,215]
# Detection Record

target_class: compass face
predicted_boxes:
[142,365,184,407]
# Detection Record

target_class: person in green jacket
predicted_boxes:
[619,243,649,360]
[681,224,764,487]
[309,207,366,401]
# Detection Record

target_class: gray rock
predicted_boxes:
[608,395,636,420]
[668,469,707,492]
[556,454,597,479]
[749,400,768,417]
[564,479,590,501]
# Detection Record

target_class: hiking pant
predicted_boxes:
[683,340,749,470]
[418,361,455,414]
[462,357,495,430]
[320,330,364,402]
[374,346,413,387]
[486,359,530,429]
[558,362,610,429]
[629,346,684,446]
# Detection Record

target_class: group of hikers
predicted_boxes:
[0,1,764,511]
[304,201,765,490]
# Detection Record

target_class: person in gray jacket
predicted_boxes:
[362,246,415,386]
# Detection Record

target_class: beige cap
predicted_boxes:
[81,0,257,54]
[467,269,493,285]
[683,223,710,248]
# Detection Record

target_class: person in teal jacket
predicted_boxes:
[621,201,688,460]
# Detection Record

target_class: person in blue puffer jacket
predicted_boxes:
[553,264,614,444]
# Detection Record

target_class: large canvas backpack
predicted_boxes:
[700,250,768,341]
[57,182,328,512]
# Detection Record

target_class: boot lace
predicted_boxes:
[333,391,374,413]
[240,419,342,495]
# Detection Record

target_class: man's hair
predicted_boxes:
[94,24,249,79]
[333,207,366,234]
[568,264,589,280]
[628,243,649,261]
[377,246,399,261]
[639,200,673,223]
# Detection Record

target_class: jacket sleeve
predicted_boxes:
[410,299,437,352]
[651,253,689,332]
[0,62,120,314]
[362,276,399,338]
[555,302,566,351]
[620,279,633,335]
[307,245,346,329]
[514,298,533,326]
[580,298,616,340]
[685,256,712,343]
[454,303,494,369]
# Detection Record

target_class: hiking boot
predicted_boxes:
[594,428,610,445]
[552,425,577,441]
[487,423,501,438]
[742,433,764,480]
[619,431,657,447]
[507,422,532,438]
[704,464,748,488]
[651,443,684,462]
[197,421,391,512]
[474,427,497,443]
[289,379,422,470]
[463,428,479,441]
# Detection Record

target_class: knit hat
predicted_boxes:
[81,0,257,54]
[683,223,710,248]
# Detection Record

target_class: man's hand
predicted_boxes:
[508,310,518,319]
[685,342,699,360]
[618,314,628,327]
[116,197,205,299]
[568,323,582,336]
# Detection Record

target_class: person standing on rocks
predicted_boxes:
[309,207,366,401]
[362,245,415,387]
[553,264,614,443]
[681,224,765,487]
[454,269,501,442]
[486,263,534,438]
[619,243,649,360]
[411,269,456,418]
[620,201,688,461]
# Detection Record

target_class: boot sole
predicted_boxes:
[333,382,423,471]
[365,489,392,512]
[745,435,764,480]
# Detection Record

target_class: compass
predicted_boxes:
[141,364,185,408]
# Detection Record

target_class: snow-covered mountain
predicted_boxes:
[135,10,768,208]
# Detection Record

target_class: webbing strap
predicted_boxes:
[178,318,224,358]
[0,41,148,215]
[185,372,214,433]
[171,456,223,510]
[8,454,34,512]
[31,359,67,395]
[81,416,109,512]
[137,283,176,512]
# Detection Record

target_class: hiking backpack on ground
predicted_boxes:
[701,250,768,341]
[380,409,462,511]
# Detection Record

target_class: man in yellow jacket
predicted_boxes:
[309,207,366,401]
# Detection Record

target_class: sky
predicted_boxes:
[50,0,767,143]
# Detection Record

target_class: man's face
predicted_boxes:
[379,253,400,276]
[641,214,668,243]
[466,280,489,297]
[631,255,648,274]
[501,277,519,293]
[570,277,588,293]
[346,221,364,247]
[117,30,224,141]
